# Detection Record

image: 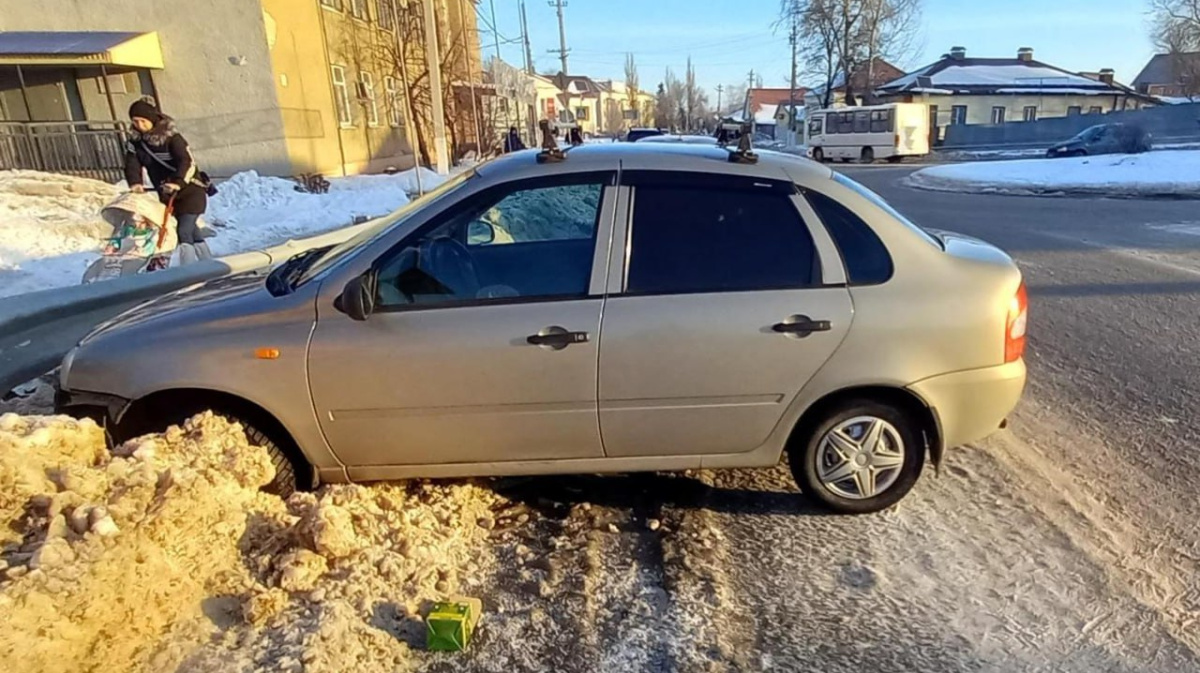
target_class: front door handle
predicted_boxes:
[528,326,590,350]
[773,315,832,337]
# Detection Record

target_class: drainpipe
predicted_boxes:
[316,0,349,176]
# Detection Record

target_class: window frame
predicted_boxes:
[1088,105,1103,115]
[1023,106,1037,122]
[368,171,618,313]
[349,0,369,21]
[331,65,353,127]
[950,105,968,125]
[377,0,395,30]
[990,106,1006,125]
[619,171,826,297]
[320,0,344,10]
[385,75,403,127]
[1067,105,1083,116]
[359,71,379,127]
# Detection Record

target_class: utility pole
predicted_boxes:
[548,0,569,75]
[520,0,537,142]
[788,4,799,147]
[423,0,449,174]
[715,84,723,116]
[488,0,510,133]
[459,0,483,155]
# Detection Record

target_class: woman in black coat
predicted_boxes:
[124,99,212,264]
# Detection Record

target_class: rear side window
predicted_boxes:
[626,174,819,294]
[806,190,893,285]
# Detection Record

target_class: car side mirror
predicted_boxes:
[341,271,377,321]
[467,219,496,245]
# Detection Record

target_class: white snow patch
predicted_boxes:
[907,150,1200,197]
[0,168,443,298]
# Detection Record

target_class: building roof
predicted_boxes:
[808,58,906,98]
[741,88,807,125]
[878,50,1143,98]
[1133,52,1200,87]
[0,31,164,68]
[552,72,602,96]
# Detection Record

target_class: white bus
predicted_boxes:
[806,103,930,163]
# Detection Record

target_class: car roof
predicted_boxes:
[476,142,834,183]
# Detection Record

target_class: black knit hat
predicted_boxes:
[128,98,163,123]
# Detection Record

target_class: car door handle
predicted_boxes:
[527,326,590,349]
[773,315,832,337]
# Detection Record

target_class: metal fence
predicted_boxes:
[940,103,1200,151]
[0,122,128,183]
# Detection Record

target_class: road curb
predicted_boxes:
[904,174,1200,200]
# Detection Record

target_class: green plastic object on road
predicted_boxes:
[426,597,482,652]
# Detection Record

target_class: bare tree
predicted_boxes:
[656,68,686,132]
[1151,0,1200,100]
[683,57,709,130]
[625,53,641,115]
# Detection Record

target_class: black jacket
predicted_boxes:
[124,118,207,215]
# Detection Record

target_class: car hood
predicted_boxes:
[82,270,271,345]
[1049,139,1083,151]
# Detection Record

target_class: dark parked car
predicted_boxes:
[1046,123,1152,158]
[625,128,665,142]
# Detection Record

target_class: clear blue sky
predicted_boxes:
[479,0,1158,96]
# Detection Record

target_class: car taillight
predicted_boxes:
[1005,282,1028,363]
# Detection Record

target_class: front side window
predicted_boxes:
[373,174,610,308]
[626,173,818,295]
[806,190,893,285]
[808,117,824,136]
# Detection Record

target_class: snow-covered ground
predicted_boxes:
[0,168,444,299]
[908,150,1200,197]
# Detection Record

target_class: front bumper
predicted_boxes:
[908,360,1026,449]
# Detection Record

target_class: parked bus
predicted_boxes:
[806,103,930,163]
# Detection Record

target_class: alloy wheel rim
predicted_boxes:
[816,416,905,500]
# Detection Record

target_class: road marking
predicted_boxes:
[1034,230,1200,278]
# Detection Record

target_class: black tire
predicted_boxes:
[1070,149,1087,158]
[115,407,305,498]
[788,399,925,514]
[812,147,825,162]
[860,147,875,164]
[886,155,903,164]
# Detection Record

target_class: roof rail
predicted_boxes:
[717,121,758,164]
[536,119,565,163]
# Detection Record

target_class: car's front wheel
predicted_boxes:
[789,400,925,514]
[812,147,825,162]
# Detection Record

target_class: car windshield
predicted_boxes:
[1075,125,1105,141]
[295,168,477,285]
[832,173,942,248]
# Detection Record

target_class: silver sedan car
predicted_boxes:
[57,144,1027,513]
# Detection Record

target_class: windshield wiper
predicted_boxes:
[265,245,334,296]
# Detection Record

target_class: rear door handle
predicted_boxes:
[773,315,832,337]
[528,326,590,350]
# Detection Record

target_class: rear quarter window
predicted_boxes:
[806,190,893,285]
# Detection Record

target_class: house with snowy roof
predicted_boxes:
[739,87,807,138]
[875,47,1156,136]
[806,57,906,108]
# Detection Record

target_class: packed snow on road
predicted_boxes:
[0,168,444,299]
[907,149,1200,197]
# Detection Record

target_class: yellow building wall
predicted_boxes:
[260,0,344,175]
[914,93,1148,127]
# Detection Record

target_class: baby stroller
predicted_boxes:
[81,191,179,284]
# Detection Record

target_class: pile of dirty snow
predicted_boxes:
[0,412,500,673]
[0,168,443,299]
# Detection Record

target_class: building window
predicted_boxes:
[990,106,1006,125]
[1088,106,1103,115]
[377,0,395,30]
[951,105,968,125]
[350,0,368,20]
[331,65,353,127]
[359,71,378,127]
[1067,106,1082,116]
[1023,106,1037,122]
[96,73,127,95]
[320,0,343,10]
[575,106,589,121]
[385,76,403,127]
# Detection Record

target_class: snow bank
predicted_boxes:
[0,411,500,673]
[0,168,444,298]
[908,150,1200,197]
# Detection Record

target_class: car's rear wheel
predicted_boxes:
[860,147,875,164]
[789,400,924,514]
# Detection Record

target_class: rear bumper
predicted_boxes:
[908,360,1026,449]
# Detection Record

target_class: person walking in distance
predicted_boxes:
[125,98,212,264]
